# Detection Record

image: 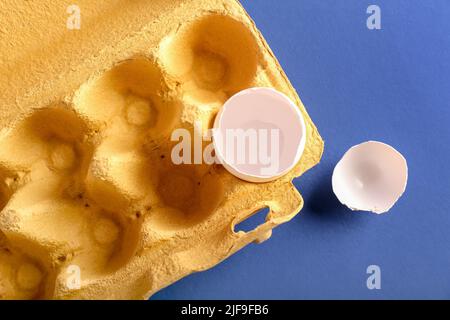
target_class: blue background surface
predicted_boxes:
[153,0,450,299]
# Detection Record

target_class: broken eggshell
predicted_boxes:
[213,87,307,183]
[332,141,408,214]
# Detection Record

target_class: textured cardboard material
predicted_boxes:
[0,0,323,299]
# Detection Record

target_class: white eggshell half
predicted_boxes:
[332,141,408,214]
[213,87,306,183]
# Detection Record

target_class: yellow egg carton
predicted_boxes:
[0,0,323,299]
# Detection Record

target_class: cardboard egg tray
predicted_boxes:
[0,0,323,299]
